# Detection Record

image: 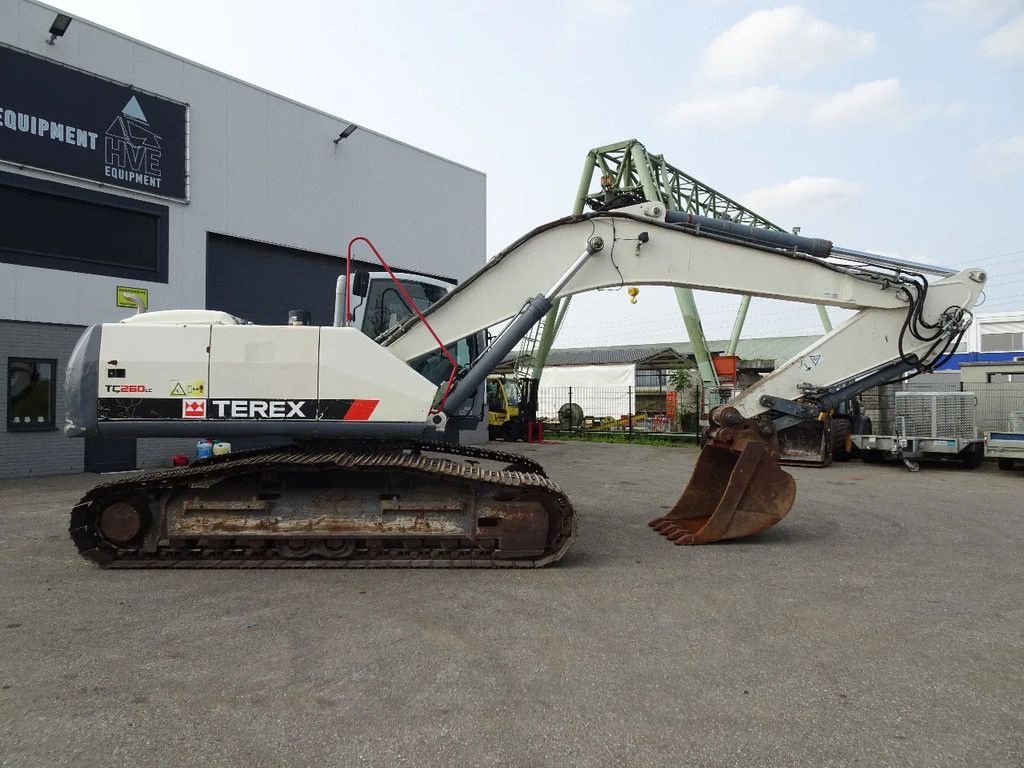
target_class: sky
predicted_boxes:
[55,0,1024,348]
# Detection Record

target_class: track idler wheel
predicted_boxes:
[649,408,796,545]
[97,497,150,545]
[277,540,314,559]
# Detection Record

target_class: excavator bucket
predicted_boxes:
[649,441,796,545]
[777,418,831,467]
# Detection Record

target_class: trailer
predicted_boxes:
[851,391,984,471]
[985,412,1024,471]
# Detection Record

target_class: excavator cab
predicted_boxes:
[344,270,476,390]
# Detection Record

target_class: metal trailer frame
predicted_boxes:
[851,434,984,471]
[985,431,1024,469]
[853,390,985,471]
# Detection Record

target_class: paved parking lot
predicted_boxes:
[1,441,1022,767]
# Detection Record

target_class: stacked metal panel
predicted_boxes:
[895,391,977,439]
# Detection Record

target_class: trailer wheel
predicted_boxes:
[961,444,983,469]
[831,418,853,462]
[997,457,1016,471]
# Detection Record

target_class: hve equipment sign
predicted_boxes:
[0,45,188,201]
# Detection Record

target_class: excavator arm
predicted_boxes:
[382,202,982,421]
[379,202,984,544]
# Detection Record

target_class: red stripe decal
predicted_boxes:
[343,399,379,421]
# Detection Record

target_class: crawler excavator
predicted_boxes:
[65,203,984,567]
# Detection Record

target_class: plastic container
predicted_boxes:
[213,441,232,456]
[196,439,213,460]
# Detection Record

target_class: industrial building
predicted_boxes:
[951,311,1024,367]
[0,0,485,478]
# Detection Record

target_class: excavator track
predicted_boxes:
[70,441,575,569]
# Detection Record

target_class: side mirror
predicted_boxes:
[353,270,370,298]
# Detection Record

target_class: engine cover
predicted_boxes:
[65,321,437,439]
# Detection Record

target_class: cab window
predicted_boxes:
[486,380,504,412]
[411,336,478,387]
[503,381,521,406]
[362,279,448,339]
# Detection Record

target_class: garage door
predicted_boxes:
[206,234,372,326]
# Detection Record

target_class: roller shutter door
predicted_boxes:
[206,234,366,326]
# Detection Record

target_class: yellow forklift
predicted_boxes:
[486,375,538,441]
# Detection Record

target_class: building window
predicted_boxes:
[635,369,668,390]
[0,171,169,282]
[7,358,57,431]
[988,372,1022,383]
[980,332,1024,352]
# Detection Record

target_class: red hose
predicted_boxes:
[345,237,459,413]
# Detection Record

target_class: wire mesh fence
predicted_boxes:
[537,386,702,438]
[536,381,1024,440]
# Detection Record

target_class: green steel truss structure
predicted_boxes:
[511,139,831,386]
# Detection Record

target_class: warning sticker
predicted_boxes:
[182,400,206,418]
[116,286,150,310]
[170,380,205,397]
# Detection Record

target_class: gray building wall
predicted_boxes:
[1,0,487,478]
[0,0,486,327]
[1,321,84,477]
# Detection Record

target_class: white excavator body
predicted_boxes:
[73,316,436,439]
[64,204,985,566]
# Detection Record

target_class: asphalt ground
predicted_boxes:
[1,441,1021,768]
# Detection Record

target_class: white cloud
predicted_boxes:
[810,78,907,124]
[562,0,633,40]
[670,85,798,125]
[579,0,633,18]
[669,79,919,128]
[942,98,969,117]
[702,6,875,82]
[975,133,1024,176]
[742,177,863,215]
[924,0,1018,28]
[981,13,1024,62]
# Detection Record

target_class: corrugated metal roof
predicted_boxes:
[540,344,691,367]
[730,335,819,363]
[539,335,820,369]
[498,334,822,372]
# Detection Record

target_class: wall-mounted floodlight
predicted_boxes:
[46,14,73,45]
[333,124,358,144]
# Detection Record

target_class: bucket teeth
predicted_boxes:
[649,428,797,546]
